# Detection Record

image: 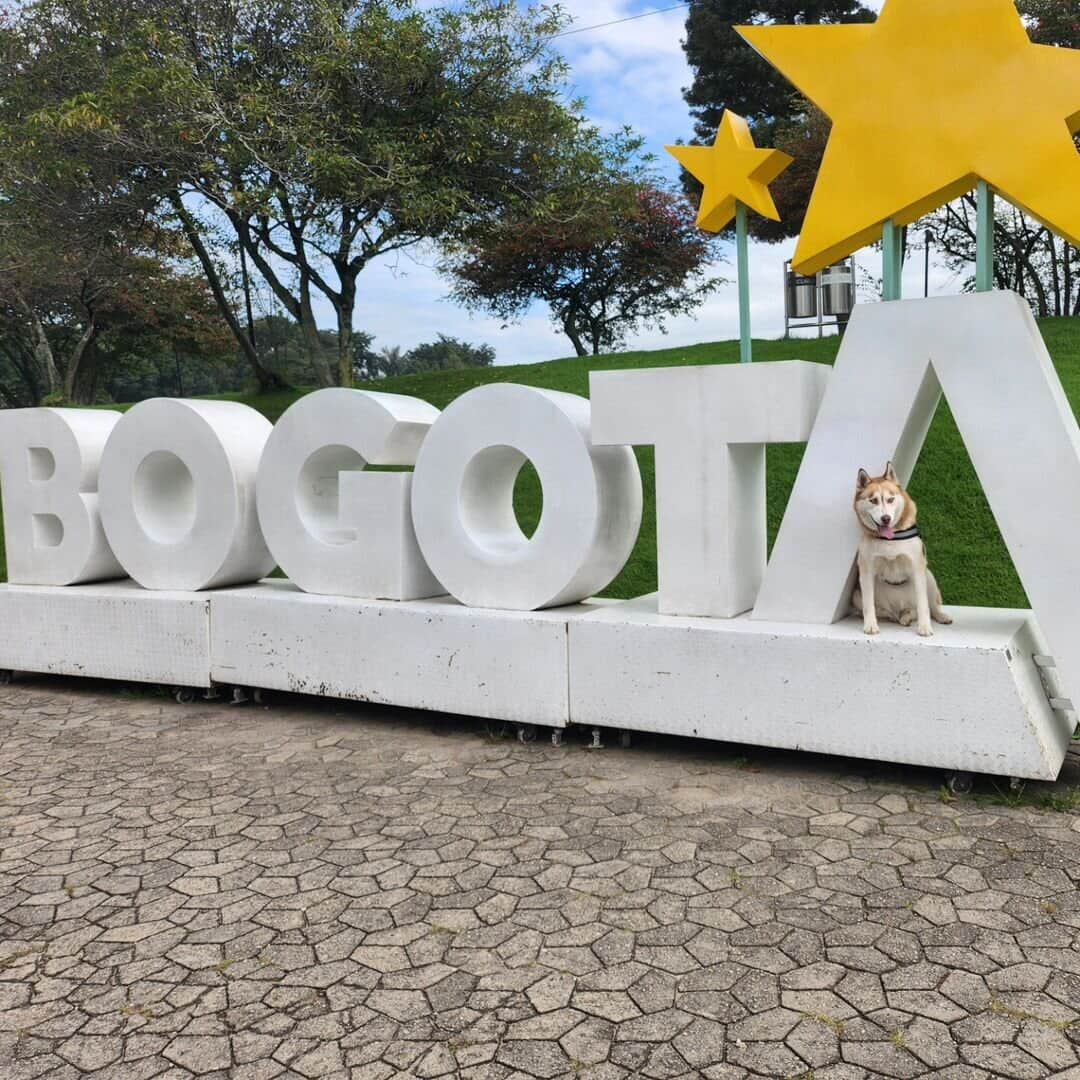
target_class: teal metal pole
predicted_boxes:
[976,180,995,292]
[882,219,904,301]
[736,201,751,363]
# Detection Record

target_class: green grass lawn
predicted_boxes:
[4,316,1080,608]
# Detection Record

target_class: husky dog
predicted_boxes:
[851,462,952,637]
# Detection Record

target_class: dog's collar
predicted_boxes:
[877,525,921,541]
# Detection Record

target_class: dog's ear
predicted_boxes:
[857,468,870,491]
[884,461,897,482]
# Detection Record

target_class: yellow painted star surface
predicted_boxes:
[665,111,793,233]
[738,0,1080,275]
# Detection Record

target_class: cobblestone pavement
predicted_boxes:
[2,680,1080,1080]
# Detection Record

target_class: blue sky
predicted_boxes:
[296,0,961,365]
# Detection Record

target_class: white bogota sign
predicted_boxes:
[1,293,1077,780]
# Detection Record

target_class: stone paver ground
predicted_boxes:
[2,679,1080,1080]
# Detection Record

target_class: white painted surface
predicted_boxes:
[411,384,642,610]
[0,577,1068,778]
[591,361,829,617]
[0,408,124,585]
[257,388,443,600]
[210,580,592,725]
[570,595,1072,780]
[753,292,1080,725]
[99,399,276,591]
[0,581,210,687]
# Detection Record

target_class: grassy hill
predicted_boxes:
[4,317,1080,608]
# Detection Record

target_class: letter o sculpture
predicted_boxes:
[99,399,275,591]
[411,384,642,610]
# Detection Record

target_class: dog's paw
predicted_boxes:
[934,613,953,625]
[898,611,915,626]
[863,624,880,636]
[917,625,933,637]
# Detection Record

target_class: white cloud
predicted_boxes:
[554,0,693,152]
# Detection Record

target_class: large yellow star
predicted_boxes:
[738,0,1080,275]
[666,111,793,233]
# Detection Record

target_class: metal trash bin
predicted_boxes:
[785,269,818,319]
[820,262,856,317]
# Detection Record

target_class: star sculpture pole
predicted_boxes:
[737,0,1080,300]
[975,181,995,293]
[667,112,793,363]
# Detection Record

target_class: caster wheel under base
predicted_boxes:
[174,687,198,705]
[947,771,974,796]
[516,724,536,744]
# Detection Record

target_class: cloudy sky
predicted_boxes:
[300,0,966,366]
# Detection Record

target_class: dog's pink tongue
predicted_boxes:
[878,525,895,540]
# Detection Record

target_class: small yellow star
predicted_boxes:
[738,0,1080,275]
[666,111,793,233]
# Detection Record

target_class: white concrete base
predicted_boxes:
[209,580,597,726]
[570,595,1072,781]
[0,581,1070,779]
[0,581,210,688]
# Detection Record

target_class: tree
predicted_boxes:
[353,335,494,379]
[445,145,722,357]
[929,193,1080,315]
[0,235,235,406]
[0,24,165,404]
[405,336,495,373]
[90,276,241,403]
[680,0,874,240]
[372,345,408,380]
[350,332,381,383]
[242,312,341,388]
[1022,0,1080,46]
[0,97,234,407]
[8,0,588,388]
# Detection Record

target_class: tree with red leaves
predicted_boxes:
[445,138,722,358]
